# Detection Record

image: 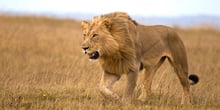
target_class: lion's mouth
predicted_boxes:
[88,51,99,59]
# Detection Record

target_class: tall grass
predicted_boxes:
[0,15,219,110]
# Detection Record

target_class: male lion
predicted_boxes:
[80,12,199,104]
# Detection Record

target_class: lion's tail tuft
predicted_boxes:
[189,74,199,85]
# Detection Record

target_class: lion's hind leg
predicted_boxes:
[167,56,191,105]
[138,56,166,102]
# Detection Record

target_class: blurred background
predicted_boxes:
[0,0,220,28]
[0,0,220,109]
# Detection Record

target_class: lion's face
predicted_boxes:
[81,20,120,60]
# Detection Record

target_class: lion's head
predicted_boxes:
[81,12,137,60]
[81,18,118,59]
[80,12,138,73]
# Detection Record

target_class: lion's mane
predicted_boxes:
[90,12,138,74]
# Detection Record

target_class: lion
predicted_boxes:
[80,12,199,104]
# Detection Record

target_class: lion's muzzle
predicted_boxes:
[88,51,99,59]
[81,46,100,59]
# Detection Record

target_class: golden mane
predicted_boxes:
[91,12,138,74]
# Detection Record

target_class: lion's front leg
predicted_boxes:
[99,71,121,101]
[122,71,138,103]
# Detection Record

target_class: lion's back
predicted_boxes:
[137,25,184,60]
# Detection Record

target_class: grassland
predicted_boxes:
[0,15,219,110]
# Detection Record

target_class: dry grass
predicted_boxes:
[0,15,219,110]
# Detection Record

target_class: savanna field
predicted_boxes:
[0,15,220,110]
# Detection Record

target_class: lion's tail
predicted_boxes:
[188,74,199,85]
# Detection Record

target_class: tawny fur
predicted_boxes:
[81,12,198,104]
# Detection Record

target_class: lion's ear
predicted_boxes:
[81,21,89,30]
[101,20,112,30]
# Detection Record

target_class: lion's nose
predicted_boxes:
[82,47,89,51]
[82,46,89,54]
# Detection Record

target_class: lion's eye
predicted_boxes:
[92,34,97,38]
[83,34,86,36]
[91,34,98,40]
